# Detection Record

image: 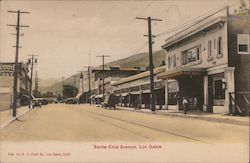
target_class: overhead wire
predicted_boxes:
[107,2,152,43]
[155,1,241,38]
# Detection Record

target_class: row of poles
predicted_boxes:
[7,10,162,116]
[76,17,162,112]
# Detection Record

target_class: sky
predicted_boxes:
[0,0,243,79]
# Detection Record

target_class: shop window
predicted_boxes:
[217,37,223,58]
[207,40,213,61]
[168,81,178,105]
[237,34,249,54]
[168,93,177,105]
[214,80,225,99]
[181,45,201,65]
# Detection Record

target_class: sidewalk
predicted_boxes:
[116,106,250,127]
[0,106,31,129]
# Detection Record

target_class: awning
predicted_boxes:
[130,91,141,95]
[95,94,104,98]
[121,93,129,96]
[142,90,151,94]
[75,93,83,99]
[157,67,206,80]
[89,95,96,98]
[21,94,30,99]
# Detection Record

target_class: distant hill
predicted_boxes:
[40,49,166,95]
[39,78,59,87]
[107,50,165,69]
[39,73,81,95]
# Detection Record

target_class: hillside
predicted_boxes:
[107,50,165,69]
[40,49,166,95]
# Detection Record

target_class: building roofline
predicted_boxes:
[112,66,166,86]
[162,16,227,49]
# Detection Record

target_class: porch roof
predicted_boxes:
[157,67,206,80]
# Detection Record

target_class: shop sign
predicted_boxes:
[0,64,14,72]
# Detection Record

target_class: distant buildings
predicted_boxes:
[79,66,142,104]
[0,62,31,111]
[112,66,165,109]
[158,9,249,115]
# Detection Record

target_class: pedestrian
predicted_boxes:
[182,97,189,114]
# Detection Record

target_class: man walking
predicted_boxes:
[182,97,189,114]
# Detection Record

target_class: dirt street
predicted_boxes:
[0,104,249,144]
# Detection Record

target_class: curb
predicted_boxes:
[116,107,249,127]
[0,108,32,129]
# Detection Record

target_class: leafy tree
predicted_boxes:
[62,84,78,99]
[234,0,250,15]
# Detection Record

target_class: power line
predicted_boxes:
[156,2,241,38]
[107,2,152,43]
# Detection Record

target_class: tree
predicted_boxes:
[62,84,78,99]
[234,0,250,15]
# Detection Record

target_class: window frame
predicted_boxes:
[217,36,223,58]
[207,40,213,61]
[181,45,201,66]
[237,34,250,54]
[173,55,176,67]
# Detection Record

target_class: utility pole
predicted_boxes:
[74,75,77,88]
[73,75,77,97]
[27,55,38,108]
[84,66,92,104]
[136,16,162,111]
[79,71,84,94]
[7,10,29,117]
[34,71,39,97]
[96,55,110,95]
[61,77,64,99]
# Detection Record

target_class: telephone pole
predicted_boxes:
[61,77,65,99]
[27,55,38,108]
[78,71,84,94]
[34,71,39,97]
[7,10,29,117]
[96,55,110,95]
[84,66,92,104]
[136,16,162,111]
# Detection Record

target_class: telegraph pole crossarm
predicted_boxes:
[136,16,162,112]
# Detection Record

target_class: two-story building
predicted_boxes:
[158,8,249,115]
[0,62,31,111]
[112,66,166,109]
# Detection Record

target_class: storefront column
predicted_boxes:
[128,93,131,107]
[224,67,235,114]
[176,80,180,110]
[165,80,168,110]
[203,75,208,111]
[138,86,142,109]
